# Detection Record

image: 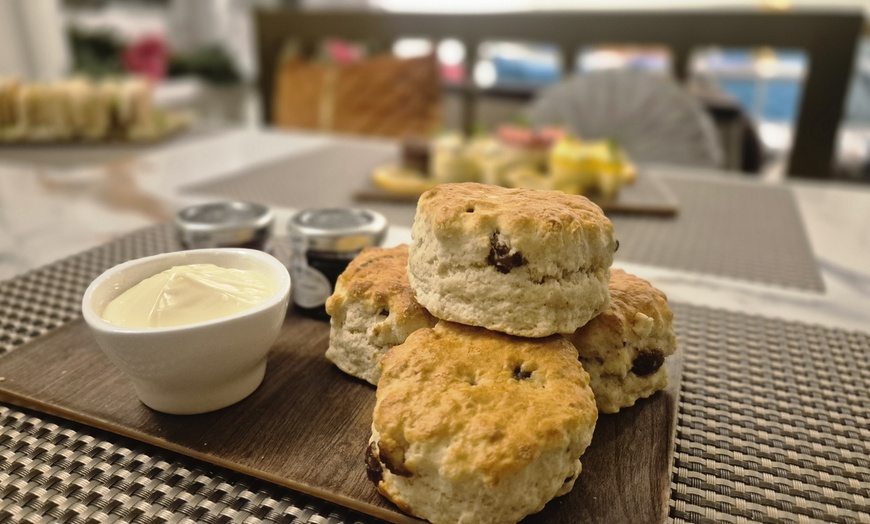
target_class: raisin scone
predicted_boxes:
[566,269,677,414]
[367,321,598,524]
[325,244,437,385]
[408,183,617,338]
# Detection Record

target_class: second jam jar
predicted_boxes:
[287,208,388,320]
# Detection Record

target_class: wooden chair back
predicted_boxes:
[273,53,440,138]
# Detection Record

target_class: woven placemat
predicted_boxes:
[667,302,868,524]
[1,225,866,523]
[0,405,372,524]
[612,174,825,292]
[0,225,180,355]
[181,141,419,228]
[183,147,823,292]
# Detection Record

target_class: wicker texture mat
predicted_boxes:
[668,302,869,524]
[184,147,823,292]
[612,174,825,292]
[0,225,179,355]
[1,225,866,523]
[181,141,421,227]
[0,406,371,524]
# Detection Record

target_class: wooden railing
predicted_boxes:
[255,9,863,179]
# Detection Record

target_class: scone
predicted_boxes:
[325,244,437,385]
[566,269,677,414]
[408,182,616,337]
[367,322,598,524]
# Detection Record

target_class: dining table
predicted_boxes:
[0,127,868,524]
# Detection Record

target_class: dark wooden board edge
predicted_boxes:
[0,376,408,522]
[661,346,683,521]
[0,316,418,524]
[0,314,682,524]
[549,347,682,524]
[0,394,418,523]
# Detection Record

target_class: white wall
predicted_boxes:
[0,1,29,77]
[0,0,69,81]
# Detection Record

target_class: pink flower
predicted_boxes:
[123,34,168,81]
[325,39,364,65]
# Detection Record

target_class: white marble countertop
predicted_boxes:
[1,127,868,334]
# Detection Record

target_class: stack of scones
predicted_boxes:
[325,182,677,524]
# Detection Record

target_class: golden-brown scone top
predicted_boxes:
[581,268,675,347]
[415,182,616,269]
[326,244,433,325]
[375,321,598,484]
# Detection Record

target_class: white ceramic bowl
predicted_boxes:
[82,248,291,415]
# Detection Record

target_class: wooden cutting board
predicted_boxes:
[0,311,682,524]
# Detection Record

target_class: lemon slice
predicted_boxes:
[621,161,638,184]
[372,165,438,196]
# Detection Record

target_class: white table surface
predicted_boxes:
[1,127,868,334]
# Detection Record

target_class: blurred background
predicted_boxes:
[2,0,870,180]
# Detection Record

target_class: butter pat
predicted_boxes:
[102,263,277,328]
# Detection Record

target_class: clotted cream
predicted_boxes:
[102,263,277,328]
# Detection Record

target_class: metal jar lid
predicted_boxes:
[174,201,274,249]
[287,208,388,254]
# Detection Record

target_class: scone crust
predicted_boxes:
[582,268,675,339]
[415,182,615,270]
[567,268,677,413]
[326,244,432,326]
[370,321,597,523]
[409,183,616,337]
[325,245,437,384]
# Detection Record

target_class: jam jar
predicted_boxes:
[174,201,274,251]
[287,208,388,320]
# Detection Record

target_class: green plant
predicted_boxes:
[68,27,124,77]
[168,46,241,85]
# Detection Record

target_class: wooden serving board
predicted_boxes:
[0,311,682,524]
[355,169,680,217]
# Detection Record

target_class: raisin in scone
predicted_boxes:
[408,183,616,338]
[325,244,437,385]
[367,321,598,524]
[566,269,677,414]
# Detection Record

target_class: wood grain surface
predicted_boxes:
[0,311,682,524]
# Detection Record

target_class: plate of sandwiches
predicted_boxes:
[365,125,638,203]
[0,76,190,144]
[328,182,679,523]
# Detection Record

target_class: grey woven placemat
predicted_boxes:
[0,406,373,524]
[612,173,825,292]
[183,147,823,292]
[0,225,180,355]
[667,302,869,524]
[181,141,422,230]
[1,225,866,523]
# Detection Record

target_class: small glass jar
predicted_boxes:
[287,208,388,320]
[174,201,274,251]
